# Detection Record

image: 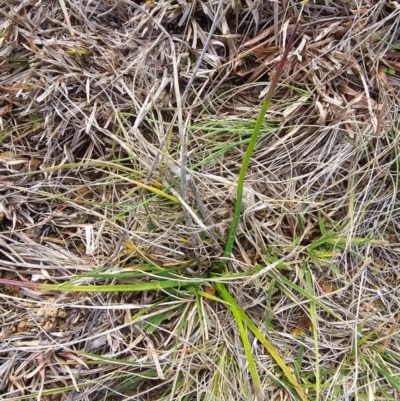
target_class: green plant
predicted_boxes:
[218,23,300,270]
[211,22,310,401]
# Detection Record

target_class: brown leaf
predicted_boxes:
[315,101,327,126]
[3,82,36,91]
[380,58,400,70]
[29,157,42,172]
[202,285,216,301]
[240,25,278,48]
[58,352,89,369]
[0,103,12,117]
[321,282,338,295]
[292,316,312,337]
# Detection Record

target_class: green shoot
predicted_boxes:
[218,22,299,270]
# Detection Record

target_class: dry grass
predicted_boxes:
[1,0,400,400]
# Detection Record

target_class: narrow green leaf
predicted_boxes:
[48,280,200,292]
[215,282,309,401]
[215,282,262,401]
[218,23,300,270]
[304,263,320,401]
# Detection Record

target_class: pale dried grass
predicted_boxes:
[1,0,400,400]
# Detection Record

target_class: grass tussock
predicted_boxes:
[1,0,400,400]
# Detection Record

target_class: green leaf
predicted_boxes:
[215,281,309,401]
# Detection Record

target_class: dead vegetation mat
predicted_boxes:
[1,0,400,400]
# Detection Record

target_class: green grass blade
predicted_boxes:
[218,23,299,269]
[267,269,346,325]
[304,262,320,400]
[215,282,262,401]
[0,278,202,293]
[215,281,309,401]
